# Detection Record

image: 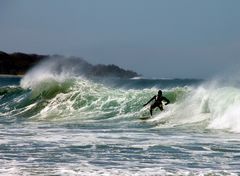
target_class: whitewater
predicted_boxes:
[0,59,240,176]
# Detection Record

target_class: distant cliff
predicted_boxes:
[0,51,139,78]
[0,51,45,75]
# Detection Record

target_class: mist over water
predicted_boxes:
[1,58,240,175]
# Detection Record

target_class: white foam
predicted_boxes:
[20,57,82,89]
[146,83,240,133]
[17,58,240,133]
[208,103,240,132]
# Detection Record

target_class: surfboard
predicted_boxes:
[139,116,151,120]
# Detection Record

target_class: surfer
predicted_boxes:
[143,90,170,116]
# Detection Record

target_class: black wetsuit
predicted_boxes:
[151,95,169,110]
[144,94,170,116]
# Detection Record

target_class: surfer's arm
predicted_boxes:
[143,96,156,107]
[162,97,170,105]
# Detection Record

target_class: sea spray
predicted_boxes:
[3,69,240,133]
[207,87,240,132]
[20,57,82,89]
[149,82,240,133]
[1,57,240,133]
[1,77,240,175]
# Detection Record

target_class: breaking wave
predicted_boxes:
[1,58,240,133]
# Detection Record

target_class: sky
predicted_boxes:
[1,0,240,79]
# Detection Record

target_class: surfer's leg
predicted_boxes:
[150,108,153,116]
[150,104,156,116]
[158,104,163,111]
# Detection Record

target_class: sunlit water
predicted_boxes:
[1,73,240,175]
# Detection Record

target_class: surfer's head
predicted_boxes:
[158,90,162,96]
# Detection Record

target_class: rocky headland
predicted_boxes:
[0,51,139,78]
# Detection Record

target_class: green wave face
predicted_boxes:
[0,77,188,121]
[2,74,240,133]
[29,78,186,120]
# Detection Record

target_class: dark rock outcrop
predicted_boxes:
[0,51,46,75]
[90,64,138,78]
[0,51,139,78]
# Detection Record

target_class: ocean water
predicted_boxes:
[1,61,240,175]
